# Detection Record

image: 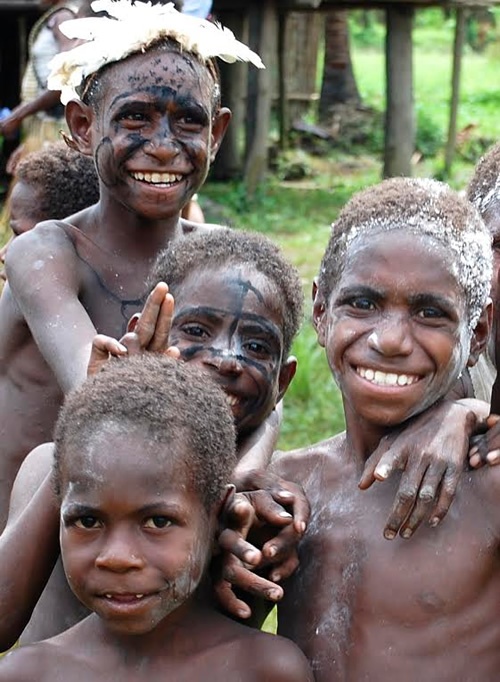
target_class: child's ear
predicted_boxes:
[210,107,232,162]
[313,287,327,348]
[211,484,235,555]
[65,99,94,157]
[467,301,493,367]
[277,356,297,402]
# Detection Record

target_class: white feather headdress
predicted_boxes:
[48,0,264,105]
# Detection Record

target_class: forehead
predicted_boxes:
[99,48,215,109]
[60,424,190,497]
[339,230,464,301]
[174,264,285,327]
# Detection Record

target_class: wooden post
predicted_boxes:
[210,10,247,180]
[278,9,288,150]
[383,4,414,178]
[444,8,466,178]
[244,0,277,197]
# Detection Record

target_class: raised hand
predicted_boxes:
[87,282,179,376]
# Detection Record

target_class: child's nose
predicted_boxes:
[368,316,413,357]
[204,349,243,377]
[143,128,182,162]
[95,532,145,572]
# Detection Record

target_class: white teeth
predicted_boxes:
[105,594,112,599]
[131,171,182,184]
[356,367,418,387]
[135,594,144,599]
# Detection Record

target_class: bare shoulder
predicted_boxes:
[180,219,231,235]
[6,220,81,286]
[270,433,346,484]
[235,629,313,682]
[0,641,56,682]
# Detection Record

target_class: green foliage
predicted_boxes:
[415,105,444,158]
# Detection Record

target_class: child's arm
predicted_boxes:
[359,398,489,539]
[242,634,314,682]
[0,443,59,652]
[4,226,98,393]
[234,403,282,475]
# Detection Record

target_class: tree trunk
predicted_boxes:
[318,9,360,122]
[383,5,414,178]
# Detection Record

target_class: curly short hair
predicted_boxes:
[318,178,492,330]
[467,141,500,221]
[15,143,99,221]
[53,355,236,510]
[150,228,304,357]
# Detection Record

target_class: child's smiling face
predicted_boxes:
[169,264,295,438]
[316,231,475,428]
[60,426,214,636]
[73,47,229,220]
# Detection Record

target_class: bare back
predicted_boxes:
[272,436,500,682]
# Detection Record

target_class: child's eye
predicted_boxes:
[244,340,270,356]
[416,307,445,320]
[181,324,209,339]
[144,516,172,529]
[350,298,376,311]
[74,516,101,529]
[117,111,148,127]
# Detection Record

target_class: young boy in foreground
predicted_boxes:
[0,142,99,280]
[0,0,259,526]
[0,229,304,648]
[266,178,500,681]
[0,355,313,682]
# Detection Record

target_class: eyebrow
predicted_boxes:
[174,306,282,339]
[336,285,384,302]
[408,293,459,315]
[110,89,209,117]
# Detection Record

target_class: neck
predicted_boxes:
[89,190,183,260]
[343,399,396,470]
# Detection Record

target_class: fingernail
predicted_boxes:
[297,521,306,534]
[279,511,292,518]
[429,517,440,527]
[271,572,281,582]
[268,588,283,601]
[487,449,500,464]
[278,491,294,499]
[244,549,259,563]
[267,545,278,558]
[237,609,249,619]
[384,529,396,540]
[375,465,390,480]
[469,445,478,456]
[117,343,127,352]
[401,529,412,539]
[469,454,480,468]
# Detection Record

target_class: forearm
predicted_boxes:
[8,90,62,125]
[0,473,59,651]
[234,403,282,482]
